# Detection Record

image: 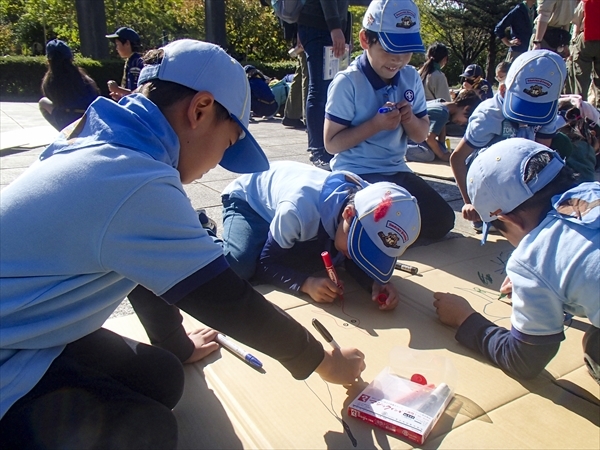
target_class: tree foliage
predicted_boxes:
[418,0,518,81]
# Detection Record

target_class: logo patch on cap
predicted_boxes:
[396,15,416,29]
[366,13,375,26]
[378,231,401,248]
[523,84,548,97]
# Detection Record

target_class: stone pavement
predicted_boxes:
[0,101,472,317]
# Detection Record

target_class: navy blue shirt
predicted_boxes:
[494,2,537,54]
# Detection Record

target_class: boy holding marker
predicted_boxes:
[324,0,455,241]
[434,138,599,381]
[221,161,421,310]
[449,49,567,225]
[0,40,365,448]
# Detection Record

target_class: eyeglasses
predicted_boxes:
[463,78,476,84]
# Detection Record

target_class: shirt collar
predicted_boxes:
[357,52,400,91]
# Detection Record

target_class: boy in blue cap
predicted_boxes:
[324,0,455,241]
[106,27,144,101]
[222,161,421,310]
[0,40,365,448]
[434,138,599,381]
[458,64,493,101]
[450,49,567,226]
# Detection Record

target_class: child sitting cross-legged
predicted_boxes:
[324,0,455,241]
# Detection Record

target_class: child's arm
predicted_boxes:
[398,100,430,144]
[425,131,450,162]
[324,107,401,154]
[433,292,561,379]
[449,138,481,221]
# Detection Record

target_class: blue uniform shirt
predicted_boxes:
[0,95,227,419]
[464,93,558,150]
[325,53,428,175]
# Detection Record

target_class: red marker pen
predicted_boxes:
[321,251,344,300]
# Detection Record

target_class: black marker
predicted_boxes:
[395,262,418,275]
[312,318,340,349]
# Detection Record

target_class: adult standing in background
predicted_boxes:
[419,43,451,102]
[568,0,600,107]
[495,0,537,63]
[531,0,578,57]
[297,0,351,170]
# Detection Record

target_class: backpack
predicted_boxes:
[271,0,306,24]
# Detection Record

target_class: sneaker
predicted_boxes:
[311,157,331,171]
[282,117,306,129]
[196,208,217,235]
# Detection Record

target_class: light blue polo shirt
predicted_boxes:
[508,183,600,344]
[325,53,427,175]
[464,93,558,150]
[223,161,332,248]
[426,99,450,136]
[0,95,226,419]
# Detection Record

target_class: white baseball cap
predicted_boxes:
[503,50,566,126]
[138,39,269,174]
[362,0,425,54]
[467,138,565,243]
[348,182,421,284]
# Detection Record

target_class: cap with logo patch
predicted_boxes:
[467,138,565,244]
[460,64,483,78]
[362,0,425,54]
[138,39,269,174]
[106,27,141,45]
[502,49,566,126]
[347,182,421,284]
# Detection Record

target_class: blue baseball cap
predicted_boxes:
[467,138,565,244]
[347,182,421,284]
[503,50,566,126]
[46,39,72,61]
[106,27,141,45]
[362,0,425,54]
[138,39,269,174]
[460,64,483,78]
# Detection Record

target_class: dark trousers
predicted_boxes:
[298,25,333,161]
[0,328,184,450]
[361,171,455,240]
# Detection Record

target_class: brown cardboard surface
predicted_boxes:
[102,234,596,449]
[426,380,600,449]
[406,161,455,181]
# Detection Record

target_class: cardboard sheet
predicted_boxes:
[103,234,599,449]
[406,161,455,181]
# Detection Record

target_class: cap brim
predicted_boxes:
[459,72,471,77]
[105,33,119,39]
[379,32,425,54]
[347,217,397,284]
[219,116,269,174]
[503,92,558,125]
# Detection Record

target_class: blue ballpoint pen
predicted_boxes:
[216,333,263,368]
[378,105,397,114]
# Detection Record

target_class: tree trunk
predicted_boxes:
[75,0,109,59]
[485,29,497,83]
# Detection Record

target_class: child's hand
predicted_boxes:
[396,100,414,124]
[301,276,343,303]
[462,203,481,222]
[372,282,399,311]
[500,276,513,299]
[374,102,401,131]
[433,292,476,328]
[184,328,220,364]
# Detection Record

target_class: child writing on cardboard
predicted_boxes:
[0,40,365,448]
[221,160,421,310]
[324,0,454,241]
[434,138,599,382]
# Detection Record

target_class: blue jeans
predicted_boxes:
[222,195,270,280]
[298,25,333,160]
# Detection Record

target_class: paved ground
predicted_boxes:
[0,101,472,317]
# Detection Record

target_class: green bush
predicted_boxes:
[241,60,297,80]
[0,56,124,99]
